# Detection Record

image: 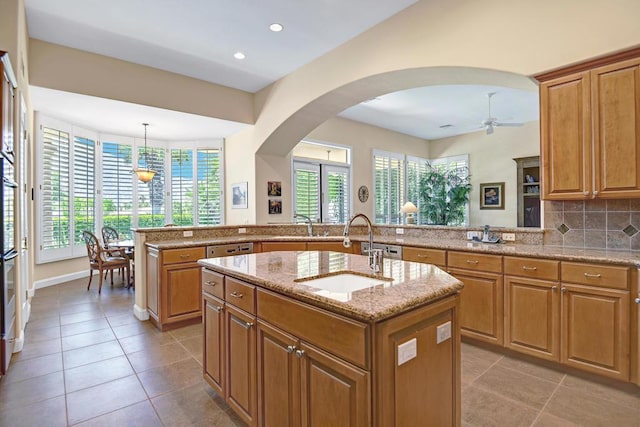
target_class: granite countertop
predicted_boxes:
[198,251,463,322]
[147,234,640,266]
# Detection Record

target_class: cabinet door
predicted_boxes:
[163,263,202,320]
[203,293,225,395]
[449,268,503,345]
[226,304,257,426]
[561,284,630,380]
[540,71,592,200]
[256,321,300,427]
[505,276,560,361]
[146,248,160,319]
[592,58,640,198]
[299,342,370,427]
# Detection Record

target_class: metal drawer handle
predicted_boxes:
[230,291,244,299]
[417,254,430,258]
[522,266,537,271]
[286,345,296,354]
[583,272,602,279]
[466,260,479,264]
[204,280,216,286]
[295,349,305,358]
[180,254,190,259]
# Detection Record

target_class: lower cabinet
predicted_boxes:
[203,293,225,395]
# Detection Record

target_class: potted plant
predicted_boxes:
[418,162,471,225]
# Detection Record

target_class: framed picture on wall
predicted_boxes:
[268,199,282,214]
[231,182,248,209]
[479,182,504,209]
[267,181,282,197]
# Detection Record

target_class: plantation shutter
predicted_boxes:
[293,161,320,220]
[73,135,96,245]
[171,149,194,226]
[323,165,349,223]
[373,150,404,224]
[40,126,71,255]
[406,156,428,224]
[102,142,133,237]
[197,148,222,225]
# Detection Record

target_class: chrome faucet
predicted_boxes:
[343,213,382,273]
[294,212,313,237]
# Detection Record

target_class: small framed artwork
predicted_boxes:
[268,199,282,214]
[231,182,248,209]
[268,181,282,197]
[480,182,505,210]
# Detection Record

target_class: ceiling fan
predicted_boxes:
[481,92,523,135]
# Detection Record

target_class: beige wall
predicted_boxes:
[429,122,540,227]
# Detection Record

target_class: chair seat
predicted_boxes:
[103,257,128,265]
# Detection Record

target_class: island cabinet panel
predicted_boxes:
[225,304,257,426]
[203,293,225,395]
[402,246,446,267]
[448,251,503,346]
[256,321,300,427]
[374,295,460,427]
[261,241,306,252]
[299,341,370,427]
[146,246,205,330]
[306,241,351,253]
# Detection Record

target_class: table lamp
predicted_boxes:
[400,201,419,224]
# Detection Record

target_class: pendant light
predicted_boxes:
[133,123,156,183]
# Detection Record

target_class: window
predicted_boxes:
[406,155,429,224]
[36,114,224,263]
[292,141,351,223]
[373,150,404,224]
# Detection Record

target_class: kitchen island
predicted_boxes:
[199,250,463,427]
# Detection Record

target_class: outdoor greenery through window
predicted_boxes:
[374,150,469,226]
[36,114,224,263]
[292,140,350,223]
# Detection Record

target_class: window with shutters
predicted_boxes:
[406,155,429,224]
[292,141,351,223]
[36,114,224,263]
[373,150,404,225]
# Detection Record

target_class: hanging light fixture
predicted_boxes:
[133,123,156,183]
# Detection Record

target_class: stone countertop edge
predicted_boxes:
[198,254,463,323]
[147,235,640,267]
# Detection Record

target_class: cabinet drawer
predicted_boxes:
[225,277,256,314]
[163,247,206,265]
[403,247,446,266]
[257,289,369,369]
[448,251,502,273]
[504,256,559,281]
[202,268,224,299]
[561,262,630,290]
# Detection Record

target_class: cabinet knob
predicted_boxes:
[241,321,253,329]
[230,291,244,299]
[295,349,305,358]
[286,345,296,354]
[551,286,558,291]
[561,287,567,293]
[583,191,590,196]
[593,190,599,196]
[635,297,640,304]
[213,305,223,313]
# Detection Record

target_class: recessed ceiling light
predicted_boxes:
[233,52,246,60]
[269,23,284,32]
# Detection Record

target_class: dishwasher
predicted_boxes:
[206,242,254,258]
[360,242,403,259]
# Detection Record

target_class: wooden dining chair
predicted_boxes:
[81,231,130,293]
[101,226,119,248]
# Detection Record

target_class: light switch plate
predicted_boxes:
[238,228,247,234]
[183,230,193,237]
[397,338,417,365]
[437,321,452,344]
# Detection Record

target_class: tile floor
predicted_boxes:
[0,277,638,426]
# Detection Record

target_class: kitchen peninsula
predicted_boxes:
[198,250,463,426]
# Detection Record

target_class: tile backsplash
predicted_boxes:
[543,199,640,250]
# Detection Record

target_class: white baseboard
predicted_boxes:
[134,304,149,321]
[34,271,93,290]
[12,329,24,353]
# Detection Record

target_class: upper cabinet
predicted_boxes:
[537,49,640,200]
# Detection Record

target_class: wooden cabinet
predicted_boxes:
[538,52,640,200]
[504,257,560,361]
[402,246,446,267]
[146,246,206,330]
[514,156,541,227]
[306,241,351,253]
[203,292,225,395]
[560,262,630,381]
[448,251,503,345]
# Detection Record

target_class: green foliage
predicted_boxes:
[418,162,471,225]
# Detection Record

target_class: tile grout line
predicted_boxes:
[528,373,566,427]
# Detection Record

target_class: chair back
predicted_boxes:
[102,226,119,248]
[82,231,101,265]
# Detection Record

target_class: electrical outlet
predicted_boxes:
[466,231,481,240]
[397,338,417,365]
[436,321,452,344]
[183,230,193,237]
[396,228,404,235]
[501,232,516,242]
[238,228,247,234]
